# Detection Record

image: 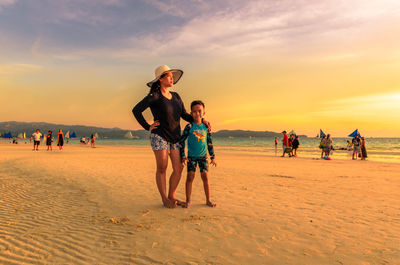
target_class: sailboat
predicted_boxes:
[94,132,99,138]
[17,133,23,139]
[124,131,139,139]
[3,132,13,138]
[23,132,26,139]
[65,131,70,139]
[288,130,296,136]
[319,129,326,138]
[348,129,361,138]
[70,132,77,138]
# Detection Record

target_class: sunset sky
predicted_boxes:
[1,0,400,137]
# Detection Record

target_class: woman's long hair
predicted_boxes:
[149,80,161,96]
[148,73,166,96]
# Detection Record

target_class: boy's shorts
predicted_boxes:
[34,140,40,146]
[187,156,208,173]
[150,133,180,151]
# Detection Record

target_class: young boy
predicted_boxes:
[31,129,42,151]
[179,100,217,208]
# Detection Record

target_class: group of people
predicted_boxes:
[132,65,217,208]
[319,133,367,160]
[80,134,96,148]
[31,129,65,151]
[30,130,96,150]
[278,131,300,157]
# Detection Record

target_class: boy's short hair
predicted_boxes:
[190,100,205,110]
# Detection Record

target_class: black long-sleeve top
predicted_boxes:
[132,91,193,143]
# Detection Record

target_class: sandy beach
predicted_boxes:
[0,143,399,264]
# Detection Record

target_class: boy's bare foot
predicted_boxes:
[206,201,216,207]
[162,199,177,208]
[182,201,190,208]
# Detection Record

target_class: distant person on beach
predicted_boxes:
[281,131,290,157]
[90,134,96,148]
[352,134,361,160]
[289,134,295,157]
[46,130,53,151]
[274,137,278,147]
[324,134,333,159]
[179,100,216,208]
[319,135,326,158]
[31,129,42,151]
[132,65,210,208]
[57,129,64,150]
[347,140,353,151]
[292,136,300,157]
[360,137,367,160]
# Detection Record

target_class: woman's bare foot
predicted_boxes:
[206,201,216,207]
[162,199,177,208]
[169,197,185,207]
[182,201,190,208]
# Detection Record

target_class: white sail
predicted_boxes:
[94,132,99,138]
[17,133,23,138]
[124,131,134,139]
[65,131,70,138]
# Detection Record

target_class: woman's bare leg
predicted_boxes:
[168,149,184,204]
[153,150,176,208]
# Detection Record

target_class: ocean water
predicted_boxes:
[3,137,400,163]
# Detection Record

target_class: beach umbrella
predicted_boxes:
[70,132,77,138]
[348,129,361,137]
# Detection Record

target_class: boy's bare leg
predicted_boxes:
[153,150,176,208]
[184,172,196,208]
[168,149,184,206]
[201,171,216,207]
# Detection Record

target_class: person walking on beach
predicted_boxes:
[320,135,326,158]
[352,134,361,160]
[46,130,53,151]
[31,129,42,151]
[360,137,367,160]
[132,65,210,208]
[57,129,64,150]
[324,134,333,159]
[179,100,216,208]
[292,136,300,157]
[90,134,96,148]
[281,131,290,157]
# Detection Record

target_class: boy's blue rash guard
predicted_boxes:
[132,91,193,144]
[179,123,215,159]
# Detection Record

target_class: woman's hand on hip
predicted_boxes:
[202,119,211,132]
[149,120,160,131]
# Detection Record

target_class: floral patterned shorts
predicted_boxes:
[150,133,180,151]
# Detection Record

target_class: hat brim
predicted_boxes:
[146,69,183,87]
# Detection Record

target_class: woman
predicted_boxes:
[132,65,209,208]
[57,129,64,150]
[360,137,367,160]
[90,134,96,148]
[324,134,332,159]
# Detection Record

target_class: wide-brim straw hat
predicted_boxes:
[146,65,183,87]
